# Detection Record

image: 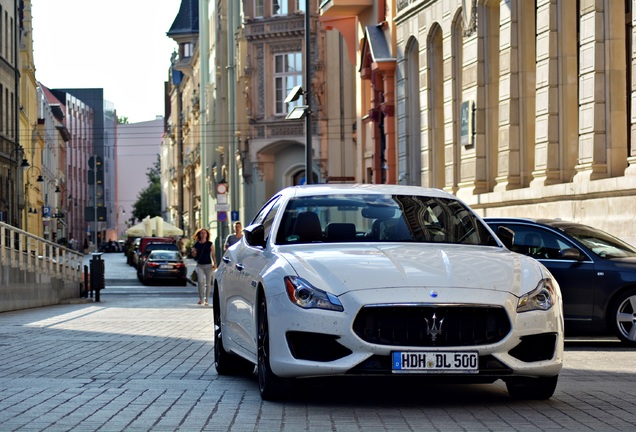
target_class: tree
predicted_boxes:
[132,155,161,222]
[117,116,130,124]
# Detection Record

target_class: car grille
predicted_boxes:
[352,305,511,347]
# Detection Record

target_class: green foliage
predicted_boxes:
[132,155,161,221]
[117,116,130,124]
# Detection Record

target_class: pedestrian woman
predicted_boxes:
[191,228,217,306]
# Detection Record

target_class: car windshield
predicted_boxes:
[275,194,494,246]
[563,225,636,258]
[149,251,180,260]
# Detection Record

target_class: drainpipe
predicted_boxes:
[228,0,238,213]
[200,0,210,232]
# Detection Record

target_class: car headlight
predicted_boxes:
[517,278,556,312]
[284,276,344,312]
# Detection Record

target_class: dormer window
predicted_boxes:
[181,42,194,59]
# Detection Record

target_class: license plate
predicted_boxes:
[392,351,478,373]
[160,264,172,269]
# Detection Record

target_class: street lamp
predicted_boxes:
[284,1,314,184]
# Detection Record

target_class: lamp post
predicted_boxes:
[284,0,313,184]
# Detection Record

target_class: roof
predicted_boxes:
[167,0,199,37]
[359,25,396,72]
[278,184,457,200]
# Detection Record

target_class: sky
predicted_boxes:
[31,0,182,124]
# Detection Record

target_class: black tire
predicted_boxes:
[609,289,636,346]
[257,295,290,400]
[213,294,254,375]
[505,375,558,400]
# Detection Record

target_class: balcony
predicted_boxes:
[319,0,373,17]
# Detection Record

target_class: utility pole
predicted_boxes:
[304,0,313,184]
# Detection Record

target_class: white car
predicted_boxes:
[213,184,564,400]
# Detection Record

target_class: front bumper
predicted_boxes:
[266,287,564,379]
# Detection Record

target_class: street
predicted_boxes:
[0,252,634,431]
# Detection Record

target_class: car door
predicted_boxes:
[224,196,282,355]
[493,222,596,327]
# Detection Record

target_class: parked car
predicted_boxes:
[213,184,564,400]
[127,237,141,266]
[136,242,181,280]
[100,240,120,253]
[131,237,176,269]
[485,217,636,346]
[140,250,187,286]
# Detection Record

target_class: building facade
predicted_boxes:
[391,0,636,244]
[163,0,357,252]
[0,0,21,227]
[117,117,164,238]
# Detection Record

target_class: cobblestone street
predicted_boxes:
[0,252,634,431]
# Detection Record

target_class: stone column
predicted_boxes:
[574,0,628,181]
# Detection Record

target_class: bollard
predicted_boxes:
[82,264,89,298]
[90,252,105,302]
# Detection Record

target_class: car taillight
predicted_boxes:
[147,262,160,268]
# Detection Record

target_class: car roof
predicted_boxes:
[483,217,588,231]
[278,184,457,199]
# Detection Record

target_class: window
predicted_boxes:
[181,42,193,58]
[296,0,305,13]
[255,0,264,18]
[273,0,288,15]
[274,52,302,115]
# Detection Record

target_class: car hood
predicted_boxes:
[279,244,545,297]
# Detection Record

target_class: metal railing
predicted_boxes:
[0,221,83,283]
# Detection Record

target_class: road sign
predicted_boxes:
[231,211,239,222]
[217,211,228,222]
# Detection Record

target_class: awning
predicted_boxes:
[125,216,184,237]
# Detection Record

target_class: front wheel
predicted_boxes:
[257,295,290,400]
[505,375,558,400]
[609,289,636,345]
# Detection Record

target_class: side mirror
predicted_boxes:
[497,226,515,250]
[558,248,584,261]
[244,224,266,248]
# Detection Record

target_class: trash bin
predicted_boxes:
[90,252,105,302]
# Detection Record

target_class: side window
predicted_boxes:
[251,195,281,226]
[261,201,281,242]
[249,195,281,244]
[506,225,575,260]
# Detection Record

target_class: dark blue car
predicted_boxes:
[485,217,636,346]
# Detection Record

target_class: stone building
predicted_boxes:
[392,0,636,244]
[0,0,22,228]
[164,0,356,246]
[319,0,636,243]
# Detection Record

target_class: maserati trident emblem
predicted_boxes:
[425,313,444,341]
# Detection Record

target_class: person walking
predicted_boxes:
[191,228,217,306]
[224,221,243,250]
